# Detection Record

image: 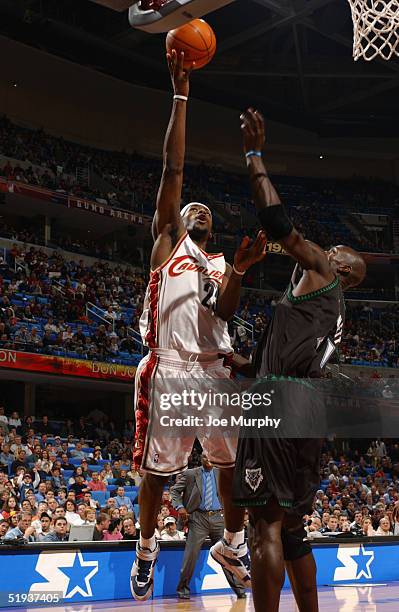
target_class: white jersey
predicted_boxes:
[140,232,233,355]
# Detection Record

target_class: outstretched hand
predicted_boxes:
[234,230,267,273]
[240,108,265,154]
[167,49,195,98]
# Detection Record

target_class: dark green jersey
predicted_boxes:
[254,265,345,378]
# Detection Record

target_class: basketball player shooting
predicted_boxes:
[130,53,266,601]
[231,109,366,612]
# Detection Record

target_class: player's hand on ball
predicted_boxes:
[167,49,195,98]
[240,108,265,154]
[234,230,267,273]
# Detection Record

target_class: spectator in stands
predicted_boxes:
[68,475,86,500]
[0,518,9,539]
[83,507,97,526]
[65,500,83,526]
[392,503,399,535]
[160,517,185,541]
[36,513,52,541]
[87,471,106,492]
[11,451,29,474]
[31,502,49,528]
[93,513,110,541]
[113,486,133,510]
[53,506,66,521]
[82,492,99,511]
[37,415,53,435]
[320,516,339,534]
[155,516,165,539]
[350,511,364,535]
[44,517,69,542]
[361,517,374,536]
[376,516,393,536]
[70,442,86,460]
[122,517,138,540]
[0,443,14,465]
[1,495,19,520]
[60,453,75,471]
[0,407,8,426]
[3,512,35,541]
[103,518,123,541]
[8,411,22,431]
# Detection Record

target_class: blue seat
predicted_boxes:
[107,485,117,492]
[69,457,82,466]
[133,504,140,519]
[88,465,102,473]
[124,486,139,493]
[90,491,107,507]
[62,470,74,479]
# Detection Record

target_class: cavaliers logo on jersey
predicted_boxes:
[168,255,224,281]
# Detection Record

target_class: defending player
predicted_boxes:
[230,109,366,611]
[130,54,266,601]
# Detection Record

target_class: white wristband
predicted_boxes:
[174,95,188,102]
[233,264,246,276]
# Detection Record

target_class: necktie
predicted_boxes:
[204,472,213,511]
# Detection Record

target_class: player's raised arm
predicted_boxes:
[216,231,267,321]
[152,50,195,241]
[241,108,333,280]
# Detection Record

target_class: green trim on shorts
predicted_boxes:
[233,498,293,509]
[287,275,339,304]
[250,373,316,392]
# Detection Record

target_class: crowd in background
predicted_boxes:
[1,113,398,254]
[1,410,399,543]
[0,245,145,363]
[232,293,399,368]
[0,410,204,543]
[0,242,398,367]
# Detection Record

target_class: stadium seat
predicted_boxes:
[69,458,82,466]
[88,465,102,473]
[91,491,107,506]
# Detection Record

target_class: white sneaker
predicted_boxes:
[210,538,251,589]
[130,540,160,601]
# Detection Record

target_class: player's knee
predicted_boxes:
[281,525,312,562]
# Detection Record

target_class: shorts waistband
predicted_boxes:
[150,348,229,370]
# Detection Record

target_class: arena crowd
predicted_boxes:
[1,411,399,542]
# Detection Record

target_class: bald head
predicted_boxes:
[327,245,366,290]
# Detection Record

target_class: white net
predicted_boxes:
[347,0,399,61]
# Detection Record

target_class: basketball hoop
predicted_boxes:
[347,0,399,61]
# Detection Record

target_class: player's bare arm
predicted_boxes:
[241,108,334,285]
[215,231,267,321]
[151,50,195,269]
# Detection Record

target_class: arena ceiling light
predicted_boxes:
[90,0,236,33]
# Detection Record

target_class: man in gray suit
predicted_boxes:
[171,454,246,600]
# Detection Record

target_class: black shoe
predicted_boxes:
[236,592,247,599]
[177,592,190,600]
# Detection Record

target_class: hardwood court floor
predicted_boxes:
[7,583,399,612]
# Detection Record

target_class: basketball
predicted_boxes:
[166,19,216,70]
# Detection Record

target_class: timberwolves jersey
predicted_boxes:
[139,232,232,355]
[254,264,345,378]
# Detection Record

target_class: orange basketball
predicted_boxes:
[166,19,216,70]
